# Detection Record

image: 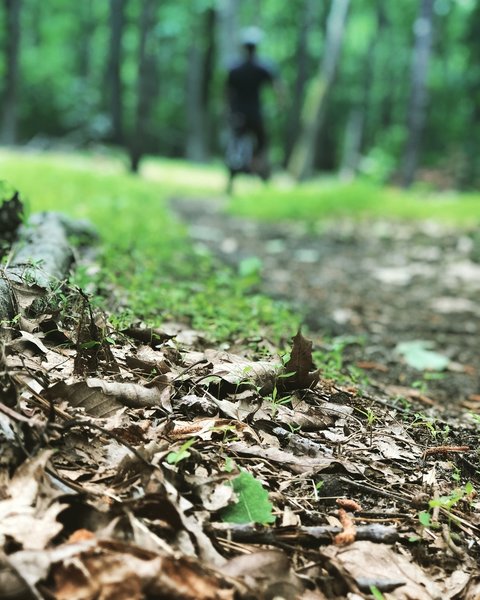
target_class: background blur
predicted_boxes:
[1,0,478,187]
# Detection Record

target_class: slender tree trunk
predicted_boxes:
[77,0,94,80]
[284,0,317,165]
[217,0,240,69]
[107,0,126,144]
[401,0,435,188]
[340,8,378,180]
[185,8,216,161]
[129,0,157,173]
[288,0,350,181]
[1,0,22,145]
[459,3,480,188]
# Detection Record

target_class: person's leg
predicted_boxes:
[251,118,270,181]
[225,113,247,193]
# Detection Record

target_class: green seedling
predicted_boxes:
[469,413,480,427]
[313,335,366,385]
[266,384,292,417]
[357,406,377,446]
[166,438,196,465]
[410,413,439,440]
[418,482,475,532]
[370,586,385,600]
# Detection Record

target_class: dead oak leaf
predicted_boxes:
[282,331,320,390]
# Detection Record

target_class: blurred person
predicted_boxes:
[225,26,282,194]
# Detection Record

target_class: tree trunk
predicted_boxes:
[107,0,127,144]
[217,0,240,69]
[283,0,317,165]
[401,0,435,188]
[340,8,378,180]
[77,0,94,81]
[288,0,350,181]
[1,0,22,145]
[185,7,216,161]
[459,2,480,188]
[129,0,157,173]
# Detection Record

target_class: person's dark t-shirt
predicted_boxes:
[227,57,275,118]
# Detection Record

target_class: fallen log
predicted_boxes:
[0,211,97,322]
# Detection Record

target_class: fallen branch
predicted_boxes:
[212,522,399,546]
[0,211,96,321]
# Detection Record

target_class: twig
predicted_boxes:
[212,522,399,546]
[423,445,470,458]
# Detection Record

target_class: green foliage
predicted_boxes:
[3,0,479,183]
[0,150,299,344]
[419,482,476,530]
[166,438,196,465]
[395,340,450,371]
[230,178,480,225]
[221,470,275,525]
[313,336,368,387]
[369,586,385,600]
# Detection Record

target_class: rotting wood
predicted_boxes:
[0,211,97,322]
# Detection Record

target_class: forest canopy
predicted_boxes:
[1,0,479,186]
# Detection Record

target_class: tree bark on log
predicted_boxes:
[0,212,95,321]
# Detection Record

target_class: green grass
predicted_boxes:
[2,148,479,349]
[0,149,299,345]
[231,177,480,226]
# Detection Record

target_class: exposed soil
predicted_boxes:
[171,197,480,413]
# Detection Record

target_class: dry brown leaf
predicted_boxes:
[227,441,360,475]
[221,549,303,599]
[322,541,442,599]
[7,330,50,355]
[125,344,170,375]
[46,377,171,417]
[10,538,235,600]
[282,331,320,390]
[122,325,175,345]
[0,451,66,550]
[205,349,280,394]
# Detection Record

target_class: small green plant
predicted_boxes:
[166,438,196,465]
[370,585,385,600]
[221,469,275,525]
[265,384,292,417]
[313,336,366,386]
[418,482,476,531]
[357,406,377,446]
[410,413,439,440]
[451,465,461,482]
[469,413,480,427]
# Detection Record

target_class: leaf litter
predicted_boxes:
[1,293,479,600]
[1,194,480,598]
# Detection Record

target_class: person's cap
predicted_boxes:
[240,26,263,46]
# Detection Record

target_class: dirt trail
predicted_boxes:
[171,197,480,410]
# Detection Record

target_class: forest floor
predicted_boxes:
[172,196,480,413]
[168,195,480,598]
[2,176,480,600]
